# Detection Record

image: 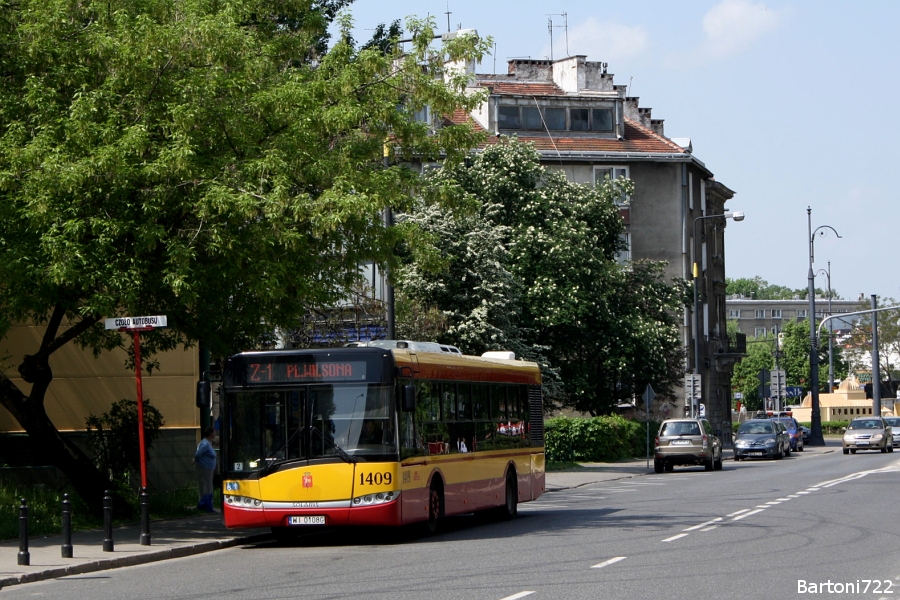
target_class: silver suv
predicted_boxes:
[654,418,723,473]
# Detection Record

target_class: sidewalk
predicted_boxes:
[0,512,269,589]
[0,441,838,589]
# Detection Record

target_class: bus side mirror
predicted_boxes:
[402,384,416,412]
[196,380,211,409]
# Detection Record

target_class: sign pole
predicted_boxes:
[643,385,656,469]
[133,330,148,490]
[104,315,167,547]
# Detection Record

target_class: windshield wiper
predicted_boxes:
[258,428,305,476]
[309,426,357,464]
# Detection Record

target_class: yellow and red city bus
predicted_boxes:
[220,343,545,534]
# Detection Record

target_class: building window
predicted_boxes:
[797,309,808,318]
[755,309,765,318]
[498,105,520,129]
[570,108,590,130]
[522,107,543,130]
[729,310,741,319]
[616,232,631,263]
[771,309,782,319]
[592,108,613,131]
[770,327,777,335]
[543,107,566,130]
[594,166,630,205]
[754,327,767,337]
[519,106,566,131]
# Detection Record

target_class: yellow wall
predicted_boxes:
[0,321,201,432]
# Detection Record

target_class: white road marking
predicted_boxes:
[776,497,792,501]
[616,482,666,486]
[733,509,765,521]
[764,501,782,505]
[499,592,535,600]
[796,491,810,495]
[755,505,770,508]
[591,556,627,569]
[700,525,719,532]
[683,518,722,531]
[727,509,750,517]
[662,533,689,542]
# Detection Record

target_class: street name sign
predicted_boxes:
[105,316,168,330]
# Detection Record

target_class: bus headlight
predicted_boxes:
[225,494,263,508]
[351,491,399,506]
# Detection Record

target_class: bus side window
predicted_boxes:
[442,383,457,422]
[473,385,490,420]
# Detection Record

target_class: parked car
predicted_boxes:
[654,418,723,473]
[733,419,789,460]
[800,424,810,443]
[772,417,804,452]
[883,417,900,448]
[842,417,893,454]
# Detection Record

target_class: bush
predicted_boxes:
[545,415,658,462]
[86,398,164,486]
[732,420,849,435]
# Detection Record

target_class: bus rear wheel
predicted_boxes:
[425,479,444,535]
[500,469,518,520]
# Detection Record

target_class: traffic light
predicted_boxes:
[196,380,211,408]
[757,369,770,399]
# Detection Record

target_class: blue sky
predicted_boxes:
[339,0,900,303]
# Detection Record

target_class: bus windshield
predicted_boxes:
[225,383,396,473]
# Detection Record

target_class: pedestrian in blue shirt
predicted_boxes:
[193,426,217,513]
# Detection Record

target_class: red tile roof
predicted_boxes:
[480,81,566,96]
[445,109,686,155]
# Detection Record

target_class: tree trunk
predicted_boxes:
[0,374,134,518]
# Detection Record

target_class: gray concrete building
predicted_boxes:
[726,297,863,339]
[448,53,742,434]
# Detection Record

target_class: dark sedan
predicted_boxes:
[734,419,789,460]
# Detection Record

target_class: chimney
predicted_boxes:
[443,29,480,88]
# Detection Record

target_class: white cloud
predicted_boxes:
[538,17,649,62]
[700,0,784,59]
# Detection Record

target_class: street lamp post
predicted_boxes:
[692,210,744,418]
[815,262,834,393]
[807,207,841,446]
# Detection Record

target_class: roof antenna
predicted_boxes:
[547,13,568,61]
[444,2,451,32]
[628,76,633,96]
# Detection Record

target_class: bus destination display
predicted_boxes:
[247,360,367,383]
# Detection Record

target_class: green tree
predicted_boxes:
[0,1,489,514]
[847,296,900,388]
[726,276,838,300]
[86,398,164,485]
[398,140,689,413]
[731,335,776,412]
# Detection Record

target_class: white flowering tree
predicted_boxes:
[398,140,689,413]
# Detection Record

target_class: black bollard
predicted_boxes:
[17,497,29,566]
[61,493,73,558]
[102,490,114,552]
[139,487,151,546]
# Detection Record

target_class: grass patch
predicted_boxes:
[0,483,222,541]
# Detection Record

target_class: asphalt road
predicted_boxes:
[5,448,900,600]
